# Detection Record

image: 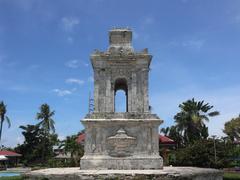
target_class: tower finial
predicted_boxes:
[108,28,133,53]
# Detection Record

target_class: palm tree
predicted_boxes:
[160,127,170,136]
[36,103,55,163]
[63,135,84,166]
[0,101,11,148]
[174,98,219,145]
[223,114,240,141]
[36,103,55,134]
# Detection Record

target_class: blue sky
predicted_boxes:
[0,0,240,147]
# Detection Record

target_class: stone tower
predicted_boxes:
[80,28,163,170]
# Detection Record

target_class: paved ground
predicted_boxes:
[24,166,223,180]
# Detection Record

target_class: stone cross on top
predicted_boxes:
[91,28,152,113]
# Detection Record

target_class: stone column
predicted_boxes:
[143,68,149,112]
[106,76,111,112]
[94,69,99,112]
[131,72,137,112]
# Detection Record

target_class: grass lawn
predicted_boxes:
[224,172,240,180]
[0,177,23,180]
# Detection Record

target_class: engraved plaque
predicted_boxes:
[106,128,136,157]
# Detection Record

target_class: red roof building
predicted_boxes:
[76,133,86,144]
[0,150,22,167]
[159,135,175,145]
[0,150,22,157]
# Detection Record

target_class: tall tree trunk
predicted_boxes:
[42,130,46,164]
[0,118,3,149]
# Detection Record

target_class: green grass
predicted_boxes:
[224,172,240,180]
[0,177,23,180]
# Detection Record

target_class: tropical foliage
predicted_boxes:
[0,101,11,147]
[173,98,219,145]
[160,99,240,169]
[13,103,86,167]
[61,133,84,166]
[160,99,227,168]
[1,98,239,170]
[160,126,183,148]
[36,103,56,162]
[224,115,240,142]
[15,103,58,166]
[170,137,238,168]
[36,103,55,134]
[15,124,58,165]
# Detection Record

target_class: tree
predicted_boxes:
[16,124,58,165]
[0,101,11,147]
[174,98,219,145]
[168,126,184,148]
[36,103,56,163]
[223,114,240,142]
[160,127,170,136]
[62,134,84,166]
[16,125,43,164]
[36,104,55,134]
[172,138,232,168]
[15,104,58,166]
[161,125,184,148]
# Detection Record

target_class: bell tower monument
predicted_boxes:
[80,28,163,170]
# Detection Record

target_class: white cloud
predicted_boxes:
[8,85,29,92]
[0,54,17,69]
[65,59,80,68]
[61,17,79,32]
[182,39,205,49]
[66,78,84,85]
[169,39,206,50]
[53,88,76,96]
[65,59,88,68]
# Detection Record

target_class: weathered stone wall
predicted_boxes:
[80,118,163,170]
[81,28,163,170]
[91,28,151,113]
[82,119,161,157]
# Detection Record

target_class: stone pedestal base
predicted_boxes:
[81,155,163,170]
[24,167,223,180]
[80,113,163,170]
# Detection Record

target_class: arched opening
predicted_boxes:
[114,78,128,112]
[115,90,127,112]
